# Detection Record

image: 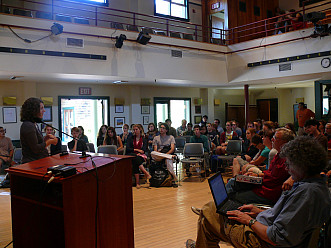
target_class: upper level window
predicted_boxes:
[155,0,189,20]
[70,0,108,6]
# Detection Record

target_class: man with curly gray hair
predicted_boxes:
[186,136,330,248]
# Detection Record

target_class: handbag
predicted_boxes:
[160,145,171,153]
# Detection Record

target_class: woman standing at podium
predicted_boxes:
[20,98,58,163]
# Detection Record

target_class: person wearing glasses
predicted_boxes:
[0,127,14,169]
[186,134,330,248]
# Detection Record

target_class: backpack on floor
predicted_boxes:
[149,161,172,187]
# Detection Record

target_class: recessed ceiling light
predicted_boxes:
[112,80,128,84]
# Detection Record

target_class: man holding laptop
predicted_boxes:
[186,136,331,248]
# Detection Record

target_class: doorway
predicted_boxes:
[210,10,225,42]
[256,99,278,122]
[154,97,191,129]
[58,96,110,145]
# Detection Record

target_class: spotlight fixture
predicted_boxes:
[51,23,64,35]
[115,34,126,48]
[137,31,151,45]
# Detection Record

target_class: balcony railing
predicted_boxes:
[0,0,330,46]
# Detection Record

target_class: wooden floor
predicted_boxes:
[0,176,234,248]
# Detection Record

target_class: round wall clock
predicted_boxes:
[321,58,331,68]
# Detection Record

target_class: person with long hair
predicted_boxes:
[126,124,151,189]
[68,127,88,152]
[119,124,132,146]
[20,97,57,163]
[103,126,123,151]
[97,124,108,147]
[78,126,89,143]
[285,123,296,136]
[146,123,159,150]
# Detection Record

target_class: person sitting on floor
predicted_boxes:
[126,124,151,189]
[186,135,330,248]
[151,123,178,187]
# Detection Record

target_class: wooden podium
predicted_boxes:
[8,153,134,248]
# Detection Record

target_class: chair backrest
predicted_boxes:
[126,24,139,32]
[226,140,242,154]
[86,143,95,153]
[35,11,52,20]
[183,33,194,40]
[183,143,204,157]
[175,137,186,149]
[1,6,11,14]
[111,22,124,30]
[183,135,192,143]
[170,31,181,39]
[61,145,68,152]
[55,14,72,22]
[13,148,22,164]
[97,145,118,155]
[154,30,166,36]
[74,18,89,25]
[13,8,32,17]
[142,27,154,34]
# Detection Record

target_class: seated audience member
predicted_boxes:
[215,121,238,155]
[318,119,326,135]
[274,10,287,34]
[78,125,89,143]
[240,128,258,159]
[151,123,178,186]
[232,134,270,177]
[285,122,296,135]
[165,119,177,138]
[183,123,194,136]
[207,123,219,148]
[246,121,254,130]
[176,119,187,136]
[126,124,151,189]
[214,119,224,134]
[231,120,242,138]
[119,124,132,147]
[103,126,123,152]
[263,121,277,166]
[44,125,62,155]
[0,127,14,169]
[146,122,159,151]
[325,123,331,149]
[68,127,88,152]
[288,9,306,31]
[304,119,328,150]
[199,115,208,127]
[186,135,330,248]
[96,124,108,147]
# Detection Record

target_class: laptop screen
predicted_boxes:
[208,172,228,207]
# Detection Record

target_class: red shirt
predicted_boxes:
[252,153,289,204]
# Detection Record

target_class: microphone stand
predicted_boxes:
[40,121,90,158]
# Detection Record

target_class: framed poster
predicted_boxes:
[194,115,202,124]
[143,116,149,125]
[141,105,150,114]
[114,117,125,128]
[2,107,17,124]
[115,105,124,113]
[195,105,201,114]
[43,106,52,122]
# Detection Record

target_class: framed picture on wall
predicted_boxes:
[114,117,125,128]
[195,105,201,114]
[143,116,149,125]
[141,105,150,114]
[42,106,52,122]
[115,105,124,113]
[2,107,17,124]
[194,115,202,124]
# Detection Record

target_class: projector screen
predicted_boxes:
[70,0,108,6]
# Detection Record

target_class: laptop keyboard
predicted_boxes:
[221,200,242,213]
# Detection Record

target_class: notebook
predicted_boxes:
[208,172,243,215]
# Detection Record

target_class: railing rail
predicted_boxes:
[0,0,330,45]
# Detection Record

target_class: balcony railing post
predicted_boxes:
[166,19,169,36]
[195,24,198,41]
[52,0,54,20]
[95,6,98,26]
[265,19,267,37]
[133,13,136,26]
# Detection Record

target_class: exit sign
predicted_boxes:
[79,87,92,95]
[211,2,220,10]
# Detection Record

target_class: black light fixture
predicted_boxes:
[51,23,64,35]
[115,34,126,48]
[137,31,151,45]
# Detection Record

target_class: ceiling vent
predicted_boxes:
[279,63,292,72]
[171,50,182,58]
[66,38,84,48]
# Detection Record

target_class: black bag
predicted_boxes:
[160,145,171,154]
[149,162,172,187]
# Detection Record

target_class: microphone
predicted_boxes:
[40,120,89,158]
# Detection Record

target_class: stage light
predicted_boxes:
[115,34,126,48]
[137,31,151,45]
[51,23,64,35]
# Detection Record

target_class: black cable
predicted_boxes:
[7,26,52,43]
[64,157,92,166]
[3,241,12,248]
[91,157,99,248]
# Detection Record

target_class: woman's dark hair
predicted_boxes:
[78,126,85,135]
[20,97,43,122]
[280,136,327,176]
[147,123,158,133]
[160,123,169,134]
[251,134,263,145]
[285,123,296,134]
[97,125,108,139]
[104,126,117,146]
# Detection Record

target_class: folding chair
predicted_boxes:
[86,143,95,153]
[181,143,205,181]
[217,140,242,170]
[97,145,118,155]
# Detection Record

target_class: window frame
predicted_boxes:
[65,0,109,7]
[154,0,190,22]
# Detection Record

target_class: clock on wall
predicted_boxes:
[321,58,331,68]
